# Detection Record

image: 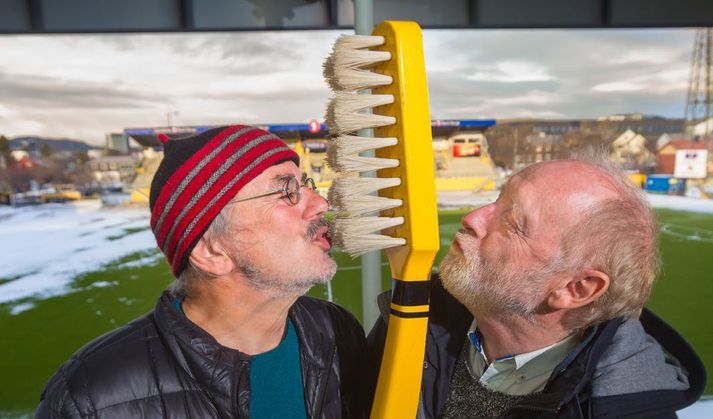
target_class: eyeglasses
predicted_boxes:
[230,175,317,205]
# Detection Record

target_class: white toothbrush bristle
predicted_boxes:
[333,35,386,49]
[331,217,406,256]
[323,35,392,91]
[330,177,401,197]
[329,194,403,217]
[329,177,402,216]
[328,49,391,69]
[323,34,406,256]
[326,67,392,92]
[325,92,395,135]
[326,135,398,171]
[327,154,398,173]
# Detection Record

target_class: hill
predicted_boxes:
[9,137,95,153]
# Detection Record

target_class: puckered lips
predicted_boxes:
[451,238,463,253]
[314,226,331,250]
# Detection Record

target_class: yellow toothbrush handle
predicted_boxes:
[369,20,439,419]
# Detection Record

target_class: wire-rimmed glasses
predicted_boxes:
[229,175,317,205]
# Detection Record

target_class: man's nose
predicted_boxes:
[461,203,495,239]
[304,187,329,216]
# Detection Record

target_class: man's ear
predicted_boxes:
[547,269,610,310]
[188,236,234,277]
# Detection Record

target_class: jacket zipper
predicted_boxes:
[510,403,561,417]
[313,343,336,418]
[232,359,249,418]
[517,405,559,413]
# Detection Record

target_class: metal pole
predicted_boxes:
[326,280,334,303]
[706,29,712,136]
[354,0,381,330]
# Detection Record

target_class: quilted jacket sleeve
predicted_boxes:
[35,368,83,419]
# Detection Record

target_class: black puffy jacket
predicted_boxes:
[36,292,368,418]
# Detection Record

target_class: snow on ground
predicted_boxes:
[680,398,713,419]
[647,193,713,214]
[0,200,156,307]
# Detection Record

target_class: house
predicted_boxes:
[511,132,568,170]
[655,133,686,152]
[610,129,652,170]
[87,155,140,190]
[656,139,710,174]
[692,117,713,137]
[8,150,42,169]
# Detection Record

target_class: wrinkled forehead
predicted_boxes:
[504,162,620,240]
[501,171,567,241]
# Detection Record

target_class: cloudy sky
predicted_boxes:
[0,28,695,145]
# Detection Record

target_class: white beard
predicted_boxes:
[439,246,542,319]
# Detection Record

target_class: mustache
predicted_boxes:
[456,228,476,238]
[307,217,330,240]
[454,228,477,245]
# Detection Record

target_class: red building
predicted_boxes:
[656,139,709,174]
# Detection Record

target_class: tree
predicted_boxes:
[0,135,10,170]
[75,151,89,167]
[40,142,54,158]
[0,135,10,156]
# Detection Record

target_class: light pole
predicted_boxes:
[166,111,179,133]
[354,0,381,330]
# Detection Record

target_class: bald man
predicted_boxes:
[368,157,706,419]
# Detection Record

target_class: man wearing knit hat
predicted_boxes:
[37,125,368,419]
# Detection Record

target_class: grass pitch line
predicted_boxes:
[660,223,713,243]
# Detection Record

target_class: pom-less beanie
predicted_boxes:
[149,125,299,276]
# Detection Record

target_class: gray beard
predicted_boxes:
[231,217,336,299]
[439,247,539,319]
[239,260,335,299]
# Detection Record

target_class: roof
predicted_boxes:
[660,139,708,151]
[612,129,646,146]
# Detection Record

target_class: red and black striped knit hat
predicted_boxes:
[149,125,299,276]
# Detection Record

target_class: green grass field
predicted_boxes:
[0,208,711,417]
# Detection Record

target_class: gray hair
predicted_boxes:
[168,205,232,299]
[556,149,660,332]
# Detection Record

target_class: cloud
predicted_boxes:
[592,81,644,93]
[0,28,696,144]
[0,73,160,109]
[591,68,688,94]
[0,31,345,143]
[424,28,693,120]
[466,61,553,83]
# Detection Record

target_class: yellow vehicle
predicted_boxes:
[41,184,82,203]
[625,171,647,188]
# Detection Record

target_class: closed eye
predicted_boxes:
[502,211,526,238]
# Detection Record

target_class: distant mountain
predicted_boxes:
[9,137,97,152]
